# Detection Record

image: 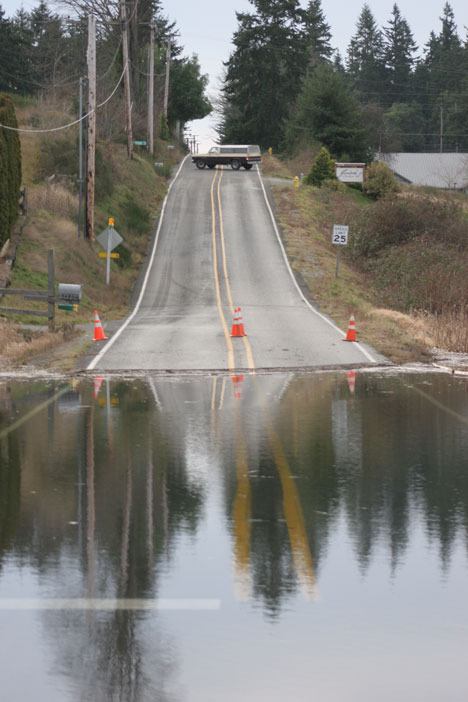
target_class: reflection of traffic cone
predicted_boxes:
[231,307,246,337]
[344,314,357,342]
[93,376,104,399]
[232,374,245,400]
[347,370,356,395]
[93,310,108,341]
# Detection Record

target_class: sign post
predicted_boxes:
[97,218,124,285]
[332,225,349,279]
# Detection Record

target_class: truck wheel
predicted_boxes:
[231,159,241,171]
[196,160,206,169]
[244,164,253,170]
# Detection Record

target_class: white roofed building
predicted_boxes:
[376,153,468,190]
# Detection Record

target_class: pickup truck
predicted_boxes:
[192,145,261,171]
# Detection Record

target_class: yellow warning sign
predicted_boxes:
[98,252,120,259]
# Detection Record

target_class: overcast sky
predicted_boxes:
[3,0,468,146]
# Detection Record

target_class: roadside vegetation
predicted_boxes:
[0,96,184,369]
[223,0,468,363]
[0,0,211,368]
[264,151,468,362]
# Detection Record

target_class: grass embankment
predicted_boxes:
[0,97,183,368]
[263,152,468,364]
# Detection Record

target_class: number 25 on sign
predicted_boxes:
[332,225,349,278]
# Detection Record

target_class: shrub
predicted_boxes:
[350,194,467,259]
[154,162,172,178]
[304,147,336,187]
[95,146,114,200]
[121,195,150,235]
[37,136,77,181]
[363,162,399,200]
[364,239,468,314]
[159,115,170,140]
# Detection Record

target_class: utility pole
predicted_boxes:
[147,23,155,156]
[163,40,171,121]
[86,15,96,241]
[78,76,85,238]
[120,0,133,159]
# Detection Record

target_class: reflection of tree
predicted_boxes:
[224,373,468,612]
[0,378,206,700]
[0,431,21,569]
[1,371,468,688]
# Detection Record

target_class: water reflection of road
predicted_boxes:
[0,372,468,700]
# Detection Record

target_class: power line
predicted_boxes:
[0,63,127,133]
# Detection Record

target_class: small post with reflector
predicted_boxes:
[106,217,114,286]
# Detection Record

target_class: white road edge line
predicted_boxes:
[87,156,190,371]
[256,167,377,364]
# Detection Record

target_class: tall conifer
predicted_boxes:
[383,4,417,100]
[347,5,386,102]
[301,0,333,65]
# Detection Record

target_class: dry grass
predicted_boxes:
[0,319,68,366]
[28,184,78,220]
[430,310,468,353]
[272,183,435,363]
[261,153,292,179]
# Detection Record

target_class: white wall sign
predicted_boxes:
[336,166,365,183]
[332,225,349,246]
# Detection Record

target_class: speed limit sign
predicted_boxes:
[332,225,349,245]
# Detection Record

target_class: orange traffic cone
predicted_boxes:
[231,374,245,400]
[347,370,356,395]
[344,315,357,342]
[93,310,108,342]
[93,375,104,399]
[231,307,246,337]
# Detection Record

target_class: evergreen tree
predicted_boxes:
[0,6,25,92]
[285,63,369,160]
[347,4,386,103]
[29,2,68,91]
[169,56,212,125]
[420,3,465,149]
[383,102,425,151]
[305,146,335,186]
[222,0,305,149]
[423,3,463,93]
[383,4,417,101]
[300,0,333,65]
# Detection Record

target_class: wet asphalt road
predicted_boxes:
[88,159,384,372]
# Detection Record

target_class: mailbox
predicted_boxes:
[58,284,82,304]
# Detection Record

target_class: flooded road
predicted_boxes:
[0,370,467,701]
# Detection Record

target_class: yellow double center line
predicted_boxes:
[210,168,255,371]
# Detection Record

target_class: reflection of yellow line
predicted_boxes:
[210,171,235,371]
[232,433,251,598]
[210,375,218,412]
[268,427,317,599]
[219,375,227,409]
[0,385,70,440]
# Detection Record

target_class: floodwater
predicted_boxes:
[0,370,467,701]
